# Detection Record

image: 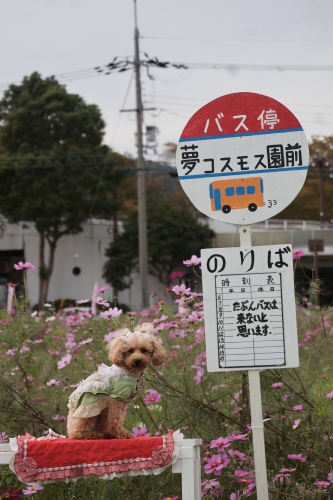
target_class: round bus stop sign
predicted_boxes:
[176,92,309,224]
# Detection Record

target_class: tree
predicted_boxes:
[103,202,216,290]
[0,72,133,308]
[276,136,333,221]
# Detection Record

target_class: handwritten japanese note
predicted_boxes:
[215,273,284,368]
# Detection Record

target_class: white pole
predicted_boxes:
[239,225,269,500]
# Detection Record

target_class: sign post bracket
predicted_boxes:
[239,224,269,500]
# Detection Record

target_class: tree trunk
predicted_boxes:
[38,233,57,310]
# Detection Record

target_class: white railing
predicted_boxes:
[253,219,333,231]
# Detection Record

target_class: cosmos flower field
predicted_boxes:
[0,255,333,499]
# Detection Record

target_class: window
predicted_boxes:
[225,187,234,196]
[247,186,255,194]
[236,186,245,195]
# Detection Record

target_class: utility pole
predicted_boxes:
[318,157,324,228]
[133,0,149,309]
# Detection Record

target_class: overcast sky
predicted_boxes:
[1,0,333,158]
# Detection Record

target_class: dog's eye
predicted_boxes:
[141,349,147,354]
[128,349,134,353]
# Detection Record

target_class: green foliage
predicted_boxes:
[0,72,135,306]
[103,202,216,290]
[0,72,104,153]
[276,135,333,221]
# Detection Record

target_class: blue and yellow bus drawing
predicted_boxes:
[209,177,264,214]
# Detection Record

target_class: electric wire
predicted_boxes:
[2,58,333,93]
[110,70,134,147]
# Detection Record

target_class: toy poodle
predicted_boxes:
[67,323,167,439]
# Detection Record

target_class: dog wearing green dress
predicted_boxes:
[67,323,167,439]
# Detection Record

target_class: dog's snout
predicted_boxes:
[134,359,141,366]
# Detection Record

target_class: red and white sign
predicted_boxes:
[176,92,309,224]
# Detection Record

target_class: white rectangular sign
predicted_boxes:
[201,244,299,372]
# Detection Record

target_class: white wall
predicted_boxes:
[0,220,165,311]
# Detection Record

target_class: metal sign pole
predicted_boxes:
[239,224,269,500]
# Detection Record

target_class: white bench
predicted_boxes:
[0,438,202,500]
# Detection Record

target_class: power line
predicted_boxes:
[2,58,333,92]
[142,35,333,42]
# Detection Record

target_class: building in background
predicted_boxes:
[0,217,332,311]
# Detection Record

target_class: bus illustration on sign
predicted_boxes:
[209,177,264,214]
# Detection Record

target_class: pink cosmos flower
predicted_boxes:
[96,285,109,293]
[152,314,168,324]
[13,261,35,271]
[326,391,333,399]
[132,426,151,437]
[232,406,243,415]
[0,488,20,500]
[314,480,330,489]
[292,249,305,260]
[271,382,284,388]
[46,379,60,386]
[234,470,249,478]
[104,331,117,342]
[293,404,303,411]
[144,390,162,405]
[288,453,307,462]
[94,296,110,307]
[228,433,248,442]
[193,367,204,385]
[328,471,333,483]
[100,307,123,319]
[228,449,246,462]
[22,485,44,495]
[78,338,93,346]
[0,431,8,443]
[183,255,201,266]
[6,349,17,356]
[201,479,220,492]
[204,454,230,475]
[171,284,191,296]
[169,271,185,279]
[76,299,90,304]
[57,354,72,369]
[293,419,300,430]
[236,477,255,487]
[230,493,242,500]
[274,472,291,484]
[52,415,66,422]
[210,436,230,452]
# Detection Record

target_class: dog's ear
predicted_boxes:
[150,337,167,366]
[108,336,126,365]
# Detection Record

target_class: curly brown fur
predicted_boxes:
[67,323,167,439]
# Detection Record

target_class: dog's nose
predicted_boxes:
[134,359,141,366]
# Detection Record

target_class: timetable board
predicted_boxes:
[215,272,284,369]
[201,244,299,372]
